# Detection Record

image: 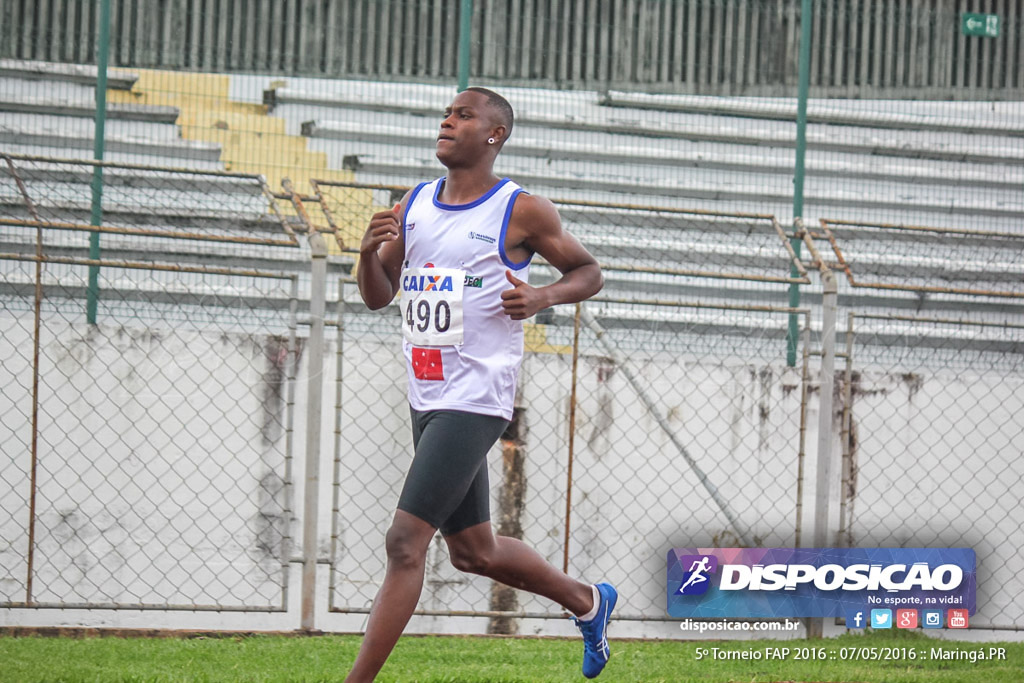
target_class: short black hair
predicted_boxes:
[465,86,514,142]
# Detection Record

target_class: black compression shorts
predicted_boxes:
[397,407,509,536]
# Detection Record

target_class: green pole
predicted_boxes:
[87,0,111,325]
[787,0,813,366]
[457,0,472,91]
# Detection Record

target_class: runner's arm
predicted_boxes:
[501,194,602,320]
[357,193,411,310]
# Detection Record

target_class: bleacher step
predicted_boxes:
[0,130,221,162]
[0,97,180,123]
[270,87,1024,165]
[600,91,1024,138]
[0,194,285,231]
[303,120,1024,191]
[0,58,137,90]
[0,236,349,276]
[0,144,224,171]
[1,163,265,194]
[342,155,1024,221]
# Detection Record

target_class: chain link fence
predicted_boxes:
[0,154,299,611]
[0,158,1022,634]
[0,0,1022,636]
[817,217,1024,631]
[837,314,1024,630]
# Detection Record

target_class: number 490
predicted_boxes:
[406,299,451,334]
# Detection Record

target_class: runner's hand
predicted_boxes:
[501,270,546,320]
[361,203,402,256]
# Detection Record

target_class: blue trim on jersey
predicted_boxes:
[433,177,512,211]
[403,182,429,238]
[499,189,531,270]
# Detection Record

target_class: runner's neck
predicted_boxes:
[437,169,502,206]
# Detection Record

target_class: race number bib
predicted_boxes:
[400,267,464,346]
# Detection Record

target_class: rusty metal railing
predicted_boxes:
[308,179,812,287]
[817,218,1024,299]
[1,154,298,247]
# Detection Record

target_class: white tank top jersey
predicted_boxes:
[399,176,530,420]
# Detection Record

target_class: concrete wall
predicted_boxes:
[0,319,294,611]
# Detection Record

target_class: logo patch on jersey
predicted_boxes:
[411,347,444,381]
[464,275,483,288]
[403,273,454,292]
[468,231,496,244]
[407,222,415,231]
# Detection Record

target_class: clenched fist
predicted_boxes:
[361,203,402,256]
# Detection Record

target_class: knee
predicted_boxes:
[448,544,493,576]
[384,524,427,570]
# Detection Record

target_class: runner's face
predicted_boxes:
[435,91,498,167]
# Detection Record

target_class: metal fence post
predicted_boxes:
[4,155,43,606]
[301,230,328,631]
[787,0,814,367]
[87,0,112,324]
[837,312,856,549]
[813,269,837,549]
[457,0,473,91]
[562,302,582,575]
[798,218,838,639]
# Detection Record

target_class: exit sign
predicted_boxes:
[961,13,1000,37]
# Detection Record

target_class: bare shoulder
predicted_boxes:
[509,192,561,236]
[396,187,417,216]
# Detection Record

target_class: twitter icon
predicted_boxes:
[871,609,892,629]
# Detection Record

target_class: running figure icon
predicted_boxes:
[678,556,712,594]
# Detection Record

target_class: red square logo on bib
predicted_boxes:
[411,347,444,381]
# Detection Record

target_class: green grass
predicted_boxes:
[1,628,1022,682]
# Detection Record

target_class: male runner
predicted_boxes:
[347,87,616,681]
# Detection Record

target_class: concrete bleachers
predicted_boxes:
[266,80,1024,232]
[0,55,310,295]
[0,61,333,280]
[0,59,223,165]
[2,61,1020,323]
[303,117,1024,192]
[263,78,1024,319]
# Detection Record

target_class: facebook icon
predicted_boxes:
[846,610,866,629]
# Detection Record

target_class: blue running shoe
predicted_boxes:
[572,582,617,678]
